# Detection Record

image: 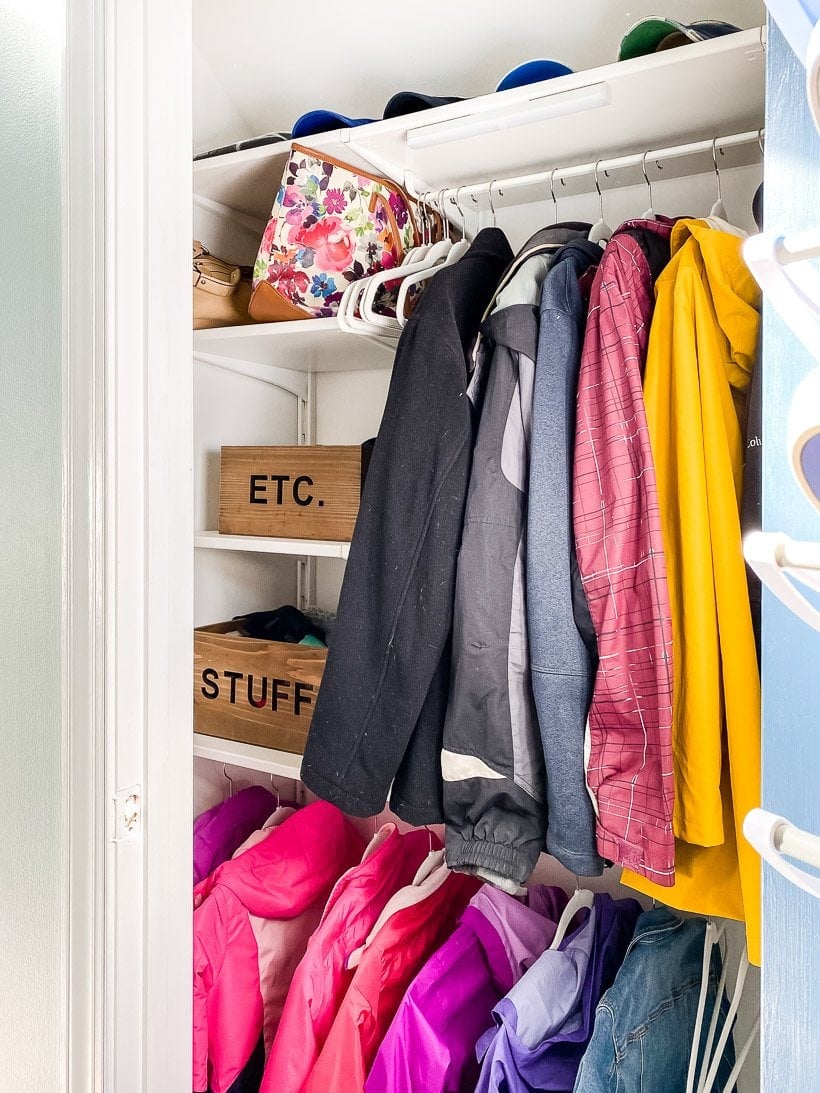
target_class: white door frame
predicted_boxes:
[64,0,193,1088]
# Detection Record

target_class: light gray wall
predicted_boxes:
[0,3,64,1089]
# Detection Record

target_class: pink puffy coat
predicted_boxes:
[193,800,364,1093]
[261,823,435,1093]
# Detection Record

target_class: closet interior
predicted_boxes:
[191,10,767,1092]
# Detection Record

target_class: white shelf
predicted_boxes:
[194,318,395,376]
[193,30,765,214]
[194,733,303,779]
[195,530,350,559]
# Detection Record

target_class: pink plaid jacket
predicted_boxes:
[573,220,675,885]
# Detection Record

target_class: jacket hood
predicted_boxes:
[197,800,364,920]
[667,218,761,394]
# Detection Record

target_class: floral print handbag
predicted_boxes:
[249,144,432,322]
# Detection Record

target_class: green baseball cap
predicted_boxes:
[618,17,741,61]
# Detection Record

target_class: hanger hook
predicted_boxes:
[758,127,764,155]
[269,773,280,810]
[593,160,605,221]
[222,763,234,799]
[452,184,468,240]
[437,188,450,241]
[711,137,723,206]
[642,150,654,212]
[487,180,498,227]
[548,168,558,224]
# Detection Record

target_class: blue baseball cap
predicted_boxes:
[495,58,574,92]
[291,110,375,139]
[292,59,574,138]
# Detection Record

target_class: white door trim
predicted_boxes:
[63,0,105,1085]
[64,0,194,1088]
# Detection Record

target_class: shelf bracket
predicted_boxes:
[194,350,308,400]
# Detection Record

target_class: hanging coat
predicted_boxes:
[621,219,762,965]
[443,224,590,892]
[300,229,514,825]
[365,884,568,1093]
[527,238,603,877]
[260,824,434,1093]
[192,784,277,885]
[192,801,364,1093]
[572,219,676,885]
[303,855,479,1093]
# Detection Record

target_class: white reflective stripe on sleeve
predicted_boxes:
[441,750,506,782]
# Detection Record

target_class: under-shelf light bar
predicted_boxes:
[407,83,610,149]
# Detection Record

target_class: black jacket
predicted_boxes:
[301,229,514,821]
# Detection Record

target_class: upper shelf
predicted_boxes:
[193,29,766,219]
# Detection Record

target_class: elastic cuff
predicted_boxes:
[445,831,536,886]
[299,762,386,818]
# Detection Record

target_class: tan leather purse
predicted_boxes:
[193,241,256,330]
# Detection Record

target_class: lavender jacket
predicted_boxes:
[192,785,276,885]
[366,885,568,1093]
[475,893,641,1092]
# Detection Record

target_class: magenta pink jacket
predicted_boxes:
[192,801,364,1093]
[261,824,435,1093]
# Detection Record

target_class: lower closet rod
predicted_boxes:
[406,128,764,208]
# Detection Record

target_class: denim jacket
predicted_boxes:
[573,908,734,1093]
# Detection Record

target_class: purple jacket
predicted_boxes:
[475,893,641,1093]
[192,785,276,885]
[365,885,568,1093]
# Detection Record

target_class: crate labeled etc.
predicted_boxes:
[193,620,327,754]
[218,443,371,541]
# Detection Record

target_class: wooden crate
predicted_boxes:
[193,620,327,753]
[218,444,368,541]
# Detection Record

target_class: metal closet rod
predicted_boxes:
[409,128,765,209]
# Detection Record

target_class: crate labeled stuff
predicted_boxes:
[194,620,327,753]
[218,443,371,541]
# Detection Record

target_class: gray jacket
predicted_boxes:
[528,239,604,877]
[442,225,590,889]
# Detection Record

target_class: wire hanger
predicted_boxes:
[222,763,234,799]
[709,137,728,221]
[588,161,612,247]
[641,151,658,220]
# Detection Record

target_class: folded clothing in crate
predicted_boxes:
[235,605,328,646]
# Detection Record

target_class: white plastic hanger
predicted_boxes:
[549,886,594,950]
[359,236,453,329]
[337,190,438,336]
[395,191,470,326]
[641,151,658,220]
[686,921,757,1093]
[709,138,728,220]
[588,161,612,247]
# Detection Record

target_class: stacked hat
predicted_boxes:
[291,59,574,139]
[618,17,741,61]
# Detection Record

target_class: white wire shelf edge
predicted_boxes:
[193,733,303,779]
[195,531,350,559]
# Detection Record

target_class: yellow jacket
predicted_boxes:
[622,220,762,964]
